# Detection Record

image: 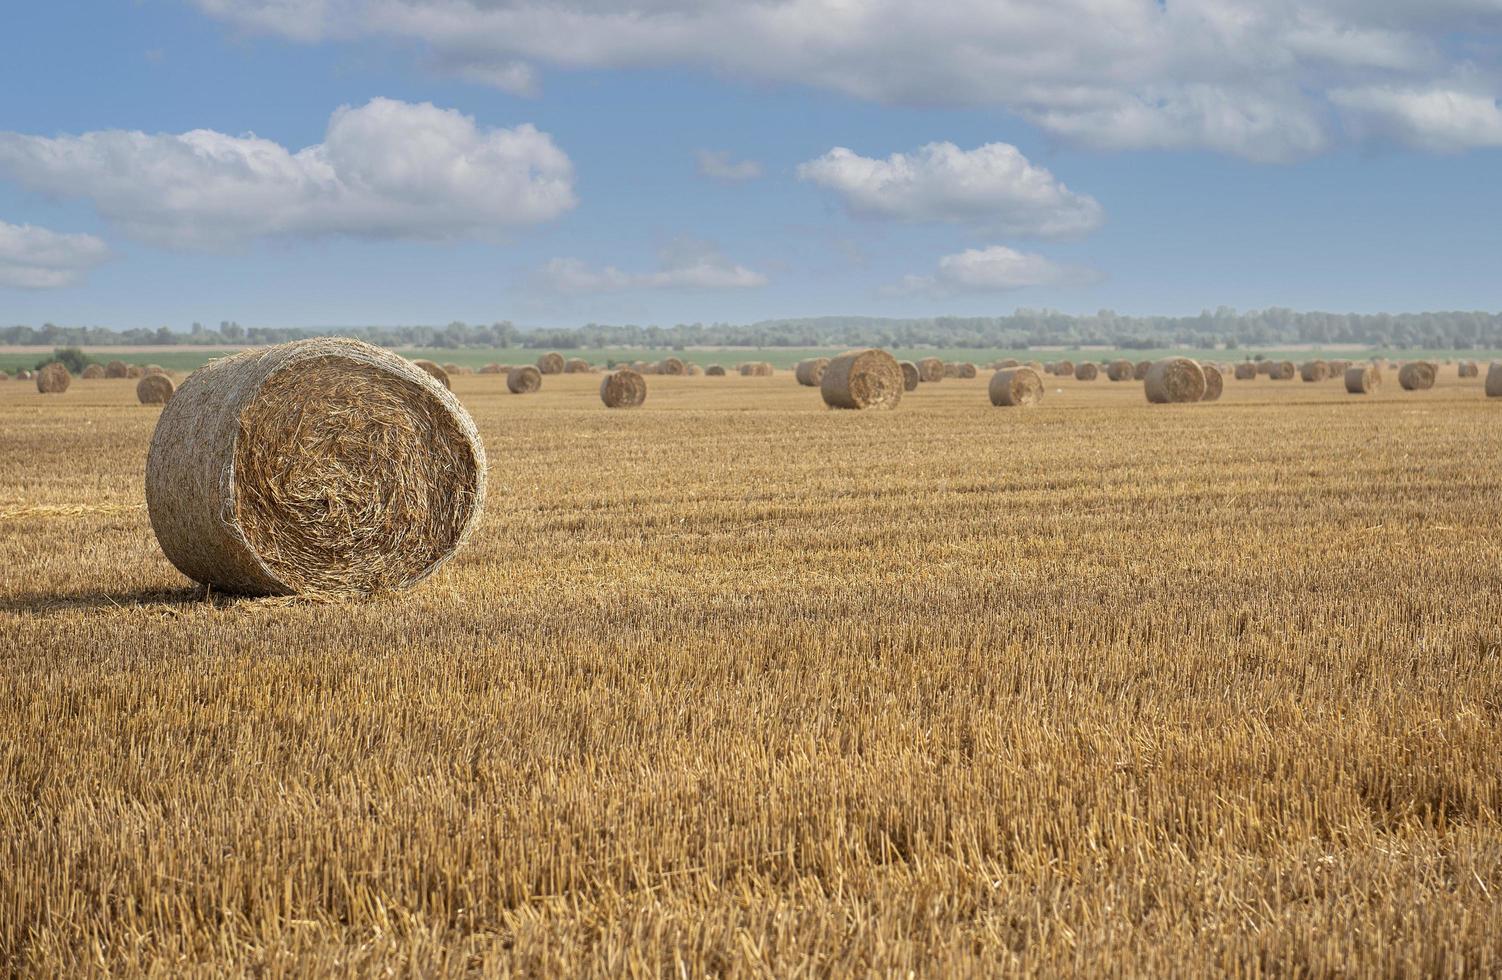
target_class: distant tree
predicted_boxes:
[39,347,92,373]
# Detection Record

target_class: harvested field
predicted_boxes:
[1,369,1500,976]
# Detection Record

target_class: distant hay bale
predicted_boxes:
[1106,359,1134,381]
[1134,360,1152,380]
[1234,362,1257,380]
[658,356,686,376]
[105,360,129,379]
[998,358,1021,369]
[16,370,33,381]
[1486,363,1502,397]
[1145,358,1206,404]
[81,364,105,379]
[1327,359,1350,376]
[1055,359,1075,377]
[821,348,904,410]
[537,352,566,374]
[565,358,592,373]
[795,358,830,386]
[145,337,484,597]
[738,361,774,377]
[126,365,145,379]
[145,365,167,376]
[0,370,8,380]
[1028,361,1045,374]
[1200,364,1223,402]
[479,363,504,374]
[35,362,71,394]
[1256,360,1273,375]
[942,362,960,378]
[1268,361,1296,380]
[136,373,175,405]
[1074,362,1099,381]
[1398,361,1436,391]
[441,363,461,376]
[1299,360,1329,382]
[413,360,451,389]
[989,367,1044,407]
[955,362,977,379]
[899,361,920,391]
[687,364,705,376]
[1345,365,1380,394]
[507,365,542,394]
[706,364,726,376]
[600,368,647,408]
[917,357,944,382]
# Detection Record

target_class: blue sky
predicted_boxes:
[1,0,1499,328]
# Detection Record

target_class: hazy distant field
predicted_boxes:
[3,368,1500,975]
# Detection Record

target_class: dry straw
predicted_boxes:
[537,352,566,375]
[145,365,167,376]
[1486,363,1502,397]
[81,364,105,379]
[144,337,486,597]
[565,358,592,373]
[989,367,1044,406]
[1074,362,1099,381]
[1055,359,1075,377]
[1345,364,1380,394]
[126,365,146,379]
[917,357,944,382]
[795,358,830,386]
[1299,361,1329,382]
[508,365,542,394]
[413,360,451,389]
[1268,361,1296,380]
[136,373,175,405]
[1200,364,1223,402]
[1145,358,1206,403]
[1134,360,1152,380]
[658,357,686,376]
[35,362,71,394]
[899,361,920,391]
[1234,363,1257,380]
[600,368,648,408]
[1398,362,1437,391]
[821,348,904,410]
[105,360,129,379]
[1106,359,1134,381]
[442,363,462,376]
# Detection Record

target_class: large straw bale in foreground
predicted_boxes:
[821,348,904,410]
[1486,363,1502,397]
[35,362,71,394]
[1145,358,1206,403]
[537,351,566,374]
[413,360,450,389]
[917,357,944,382]
[1200,364,1223,401]
[145,338,486,597]
[136,374,175,404]
[1398,362,1436,391]
[989,367,1043,406]
[105,360,129,379]
[600,369,647,408]
[508,365,542,394]
[795,358,830,386]
[1345,365,1380,394]
[899,361,920,391]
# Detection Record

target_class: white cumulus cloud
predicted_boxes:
[696,149,763,181]
[1330,85,1502,150]
[894,245,1100,295]
[188,0,1502,160]
[0,221,110,289]
[541,240,767,292]
[797,142,1103,238]
[0,98,575,249]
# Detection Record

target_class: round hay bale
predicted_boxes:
[144,364,168,376]
[1134,360,1152,380]
[899,361,920,391]
[126,365,146,379]
[1486,363,1502,397]
[917,357,944,382]
[81,364,106,379]
[413,360,451,389]
[35,362,71,394]
[1106,359,1134,381]
[1200,364,1223,402]
[942,362,961,378]
[600,368,647,408]
[794,358,830,386]
[441,363,461,376]
[1074,362,1099,381]
[136,373,175,405]
[687,363,704,376]
[537,352,566,374]
[507,365,542,394]
[738,363,756,376]
[1055,359,1075,377]
[1398,361,1436,391]
[17,370,33,381]
[565,358,592,373]
[1299,360,1328,382]
[479,363,504,374]
[1028,361,1046,374]
[658,356,686,376]
[949,362,976,379]
[989,367,1043,407]
[1234,362,1257,380]
[1268,361,1296,380]
[1345,365,1380,394]
[706,364,726,376]
[144,337,485,597]
[821,348,904,410]
[105,360,129,379]
[998,358,1021,369]
[1144,358,1206,404]
[1328,359,1350,377]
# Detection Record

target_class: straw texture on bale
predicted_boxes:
[658,357,686,376]
[81,364,105,379]
[989,367,1043,407]
[136,373,175,405]
[599,369,647,408]
[413,360,450,389]
[795,358,830,386]
[917,357,944,382]
[1398,362,1436,391]
[1074,362,1099,381]
[899,361,920,391]
[104,360,129,379]
[1106,359,1134,381]
[1234,363,1257,380]
[821,348,904,410]
[705,365,726,376]
[144,337,486,597]
[1299,361,1329,382]
[1144,358,1206,404]
[1200,364,1223,402]
[1268,361,1296,380]
[35,362,71,394]
[126,365,145,379]
[1486,363,1502,397]
[507,365,542,394]
[537,352,566,374]
[738,362,774,377]
[1345,365,1380,394]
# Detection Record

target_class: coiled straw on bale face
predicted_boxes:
[989,367,1043,407]
[1200,364,1223,401]
[507,365,542,394]
[136,373,175,404]
[1106,360,1134,381]
[537,352,566,374]
[1234,363,1257,380]
[1398,362,1436,390]
[821,348,903,410]
[1145,358,1206,403]
[144,338,485,597]
[1345,365,1380,394]
[917,357,944,382]
[413,360,450,389]
[1299,361,1329,382]
[105,360,129,379]
[1486,363,1502,397]
[706,365,726,376]
[600,368,647,408]
[795,358,830,386]
[899,361,920,391]
[35,362,71,394]
[82,364,105,379]
[1074,362,1099,381]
